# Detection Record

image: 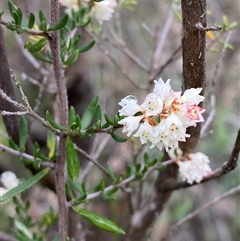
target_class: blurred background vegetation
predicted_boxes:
[0,0,239,241]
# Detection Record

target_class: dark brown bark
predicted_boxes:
[124,1,207,240]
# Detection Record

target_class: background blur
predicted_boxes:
[0,0,239,241]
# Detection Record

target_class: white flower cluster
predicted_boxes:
[177,152,212,184]
[59,0,117,25]
[0,171,19,197]
[118,78,205,151]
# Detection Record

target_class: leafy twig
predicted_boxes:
[0,143,55,169]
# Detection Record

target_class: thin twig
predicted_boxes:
[85,29,147,90]
[15,35,49,76]
[149,10,174,80]
[0,143,55,169]
[68,159,174,206]
[161,129,240,191]
[75,145,109,178]
[0,18,52,38]
[160,185,240,240]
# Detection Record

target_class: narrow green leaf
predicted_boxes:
[39,10,46,24]
[0,168,50,202]
[28,12,35,29]
[9,137,20,151]
[39,20,47,31]
[104,113,114,125]
[31,51,53,64]
[72,193,88,205]
[81,95,99,129]
[12,11,20,25]
[47,129,56,159]
[66,137,80,181]
[105,187,118,195]
[73,207,125,235]
[8,0,17,19]
[46,110,68,131]
[65,183,74,199]
[64,50,79,66]
[95,104,102,125]
[106,163,115,181]
[47,15,68,31]
[78,40,95,53]
[16,28,27,34]
[110,131,128,143]
[14,220,32,238]
[27,38,47,52]
[16,7,23,25]
[69,106,76,126]
[19,116,28,151]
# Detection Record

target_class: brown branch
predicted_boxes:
[48,1,69,240]
[124,1,207,240]
[161,129,240,191]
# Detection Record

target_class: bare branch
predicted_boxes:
[160,185,240,240]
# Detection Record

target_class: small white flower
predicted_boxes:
[59,0,79,11]
[153,78,172,100]
[179,88,205,105]
[118,95,142,116]
[177,152,212,184]
[118,115,143,137]
[1,171,19,190]
[133,121,155,145]
[89,0,117,25]
[141,93,163,116]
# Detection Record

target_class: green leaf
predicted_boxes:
[81,95,99,129]
[16,7,23,25]
[26,38,47,52]
[31,51,53,64]
[9,137,20,151]
[46,110,68,131]
[14,220,32,239]
[47,15,68,31]
[66,137,80,181]
[16,28,27,34]
[105,187,118,195]
[8,0,17,19]
[65,183,74,200]
[110,131,128,143]
[106,163,115,181]
[39,20,47,31]
[64,50,79,66]
[104,113,114,125]
[28,12,35,29]
[73,207,125,235]
[39,10,46,24]
[69,106,76,126]
[0,168,50,202]
[12,11,20,26]
[72,193,88,205]
[47,129,56,159]
[78,40,95,53]
[19,116,28,151]
[95,104,102,125]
